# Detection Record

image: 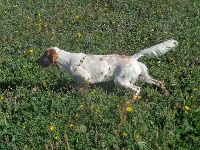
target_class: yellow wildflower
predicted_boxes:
[126,107,133,112]
[90,91,95,95]
[50,125,55,131]
[184,106,190,111]
[55,136,59,140]
[77,33,81,37]
[22,126,26,129]
[101,49,107,53]
[122,132,127,137]
[137,96,141,99]
[80,104,84,109]
[68,123,74,127]
[22,66,26,69]
[134,133,139,139]
[29,49,33,53]
[75,113,79,117]
[96,108,100,112]
[0,96,4,100]
[190,96,193,99]
[14,4,18,7]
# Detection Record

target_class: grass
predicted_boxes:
[0,0,200,149]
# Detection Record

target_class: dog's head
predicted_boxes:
[37,47,58,67]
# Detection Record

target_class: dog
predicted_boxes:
[37,40,178,98]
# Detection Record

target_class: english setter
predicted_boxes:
[37,40,178,98]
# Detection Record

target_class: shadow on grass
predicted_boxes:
[0,79,23,92]
[0,78,118,95]
[0,77,161,97]
[51,79,118,95]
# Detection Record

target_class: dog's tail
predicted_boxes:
[132,39,178,60]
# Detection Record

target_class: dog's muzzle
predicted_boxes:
[37,56,51,67]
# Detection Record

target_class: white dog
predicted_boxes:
[37,40,178,98]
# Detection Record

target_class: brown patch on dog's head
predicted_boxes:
[99,58,103,61]
[45,48,58,64]
[37,47,58,67]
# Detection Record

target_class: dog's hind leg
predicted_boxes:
[146,78,169,94]
[139,73,169,94]
[138,62,169,94]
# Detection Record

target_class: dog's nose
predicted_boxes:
[37,57,44,66]
[36,56,50,67]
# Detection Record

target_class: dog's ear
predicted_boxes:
[46,48,58,64]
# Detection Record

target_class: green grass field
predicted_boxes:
[0,0,200,149]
